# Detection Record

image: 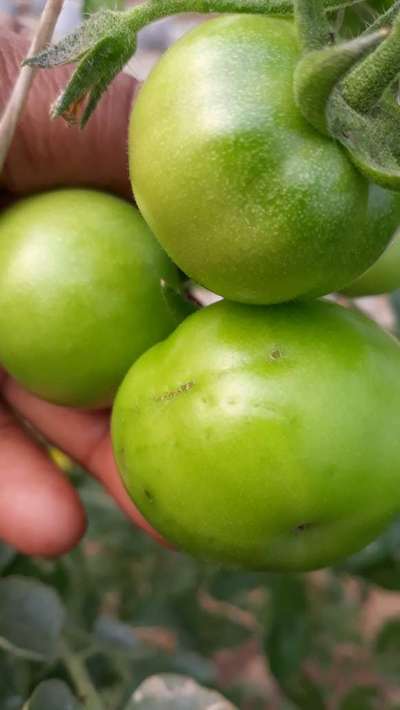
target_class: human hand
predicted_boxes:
[0,29,163,557]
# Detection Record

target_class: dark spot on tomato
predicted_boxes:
[294,522,314,533]
[270,349,283,361]
[144,489,154,502]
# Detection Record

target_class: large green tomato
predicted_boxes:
[130,16,400,305]
[0,189,188,408]
[112,299,400,572]
[341,232,400,297]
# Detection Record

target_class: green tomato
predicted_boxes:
[341,232,400,297]
[112,299,400,572]
[130,15,400,305]
[0,189,189,408]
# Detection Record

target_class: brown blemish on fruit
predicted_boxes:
[270,349,283,361]
[155,381,194,402]
[294,522,314,533]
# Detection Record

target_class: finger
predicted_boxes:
[0,391,86,557]
[0,30,138,198]
[2,377,166,546]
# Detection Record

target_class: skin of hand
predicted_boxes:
[0,29,165,557]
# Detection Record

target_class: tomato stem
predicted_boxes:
[293,29,387,134]
[293,0,333,51]
[341,14,400,114]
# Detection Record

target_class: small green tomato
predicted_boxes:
[0,189,188,408]
[341,232,400,297]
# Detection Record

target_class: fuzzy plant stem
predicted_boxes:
[0,0,64,172]
[293,0,334,51]
[341,14,400,113]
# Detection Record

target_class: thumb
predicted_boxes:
[0,30,138,199]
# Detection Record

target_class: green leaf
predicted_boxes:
[339,685,380,709]
[25,9,137,126]
[0,543,16,575]
[0,649,28,710]
[160,279,199,323]
[264,576,324,709]
[339,518,400,590]
[125,673,237,709]
[0,576,65,661]
[23,680,82,710]
[374,618,400,678]
[84,0,125,13]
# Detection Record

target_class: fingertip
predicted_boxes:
[0,406,86,557]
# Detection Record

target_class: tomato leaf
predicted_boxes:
[339,685,380,710]
[264,576,325,709]
[23,680,82,710]
[0,576,65,661]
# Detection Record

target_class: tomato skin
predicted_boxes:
[341,232,400,296]
[130,16,398,305]
[112,299,400,572]
[0,189,187,408]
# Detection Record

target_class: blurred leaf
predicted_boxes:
[339,519,400,590]
[339,685,380,709]
[94,615,142,652]
[374,617,400,677]
[83,0,125,13]
[208,569,270,602]
[125,673,237,709]
[0,543,16,574]
[0,650,29,710]
[171,592,251,654]
[6,555,71,602]
[390,290,400,334]
[264,576,324,709]
[23,680,82,710]
[0,576,65,660]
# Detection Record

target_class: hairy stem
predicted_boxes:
[294,0,334,51]
[342,15,400,113]
[0,0,64,172]
[364,0,400,34]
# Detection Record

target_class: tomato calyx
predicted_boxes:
[25,0,365,123]
[25,0,400,190]
[293,0,400,190]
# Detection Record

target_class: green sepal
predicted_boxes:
[294,29,387,135]
[160,279,200,324]
[328,86,400,190]
[24,9,137,126]
[25,0,370,127]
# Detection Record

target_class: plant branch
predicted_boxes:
[61,639,104,710]
[0,0,65,173]
[341,14,400,113]
[294,0,333,51]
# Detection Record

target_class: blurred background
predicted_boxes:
[1,2,400,708]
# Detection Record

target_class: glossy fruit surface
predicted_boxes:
[0,189,187,408]
[130,15,399,305]
[341,231,400,297]
[112,299,400,571]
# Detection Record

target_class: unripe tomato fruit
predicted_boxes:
[130,15,400,305]
[112,299,400,572]
[341,232,400,297]
[0,189,188,408]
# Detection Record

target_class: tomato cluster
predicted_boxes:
[1,14,400,572]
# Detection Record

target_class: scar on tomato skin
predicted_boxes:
[144,489,155,502]
[154,381,195,402]
[269,348,284,361]
[294,522,314,533]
